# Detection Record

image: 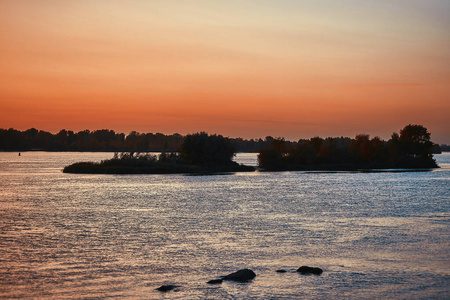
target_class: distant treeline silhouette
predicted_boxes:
[258,124,438,170]
[0,128,272,152]
[0,125,444,167]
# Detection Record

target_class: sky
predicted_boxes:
[1,0,449,143]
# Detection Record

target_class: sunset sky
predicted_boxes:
[1,0,449,143]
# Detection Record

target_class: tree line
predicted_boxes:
[0,128,274,152]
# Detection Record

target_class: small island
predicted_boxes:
[257,124,438,171]
[63,132,255,174]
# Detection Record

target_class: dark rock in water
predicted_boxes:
[297,266,323,275]
[156,284,177,292]
[207,279,223,284]
[222,269,256,282]
[276,269,287,273]
[208,268,256,284]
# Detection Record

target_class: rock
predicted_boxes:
[156,284,177,292]
[276,269,287,273]
[207,279,223,284]
[297,266,323,275]
[221,269,256,282]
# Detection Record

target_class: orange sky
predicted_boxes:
[1,0,449,143]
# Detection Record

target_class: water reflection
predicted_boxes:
[0,152,449,299]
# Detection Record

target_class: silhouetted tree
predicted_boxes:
[350,134,372,162]
[398,124,433,158]
[257,138,289,170]
[180,132,236,165]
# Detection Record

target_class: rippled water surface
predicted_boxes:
[1,152,449,299]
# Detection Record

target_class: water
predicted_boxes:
[1,152,449,299]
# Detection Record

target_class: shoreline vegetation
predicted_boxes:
[61,125,439,174]
[0,126,447,153]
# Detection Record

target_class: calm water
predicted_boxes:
[0,152,449,299]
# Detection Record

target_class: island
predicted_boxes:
[257,124,438,171]
[63,132,255,174]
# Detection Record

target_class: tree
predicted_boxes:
[398,124,433,158]
[180,132,236,165]
[257,138,289,170]
[399,124,431,144]
[350,134,372,161]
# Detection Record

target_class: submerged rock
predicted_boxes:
[156,284,177,292]
[207,279,223,284]
[276,269,288,273]
[297,266,323,275]
[222,269,256,282]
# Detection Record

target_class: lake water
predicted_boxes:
[0,152,449,299]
